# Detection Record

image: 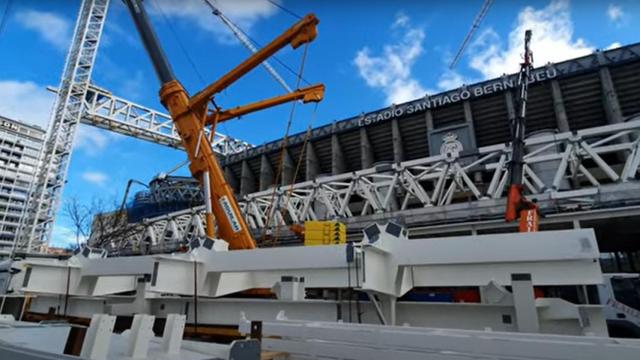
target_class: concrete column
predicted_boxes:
[223,166,239,194]
[240,160,256,195]
[360,127,374,169]
[281,149,295,185]
[331,133,347,174]
[597,52,623,124]
[391,118,404,164]
[550,78,570,133]
[511,273,540,333]
[259,154,274,191]
[306,142,321,180]
[425,109,434,131]
[462,88,478,149]
[504,76,516,125]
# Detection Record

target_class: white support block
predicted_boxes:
[162,314,186,354]
[81,314,116,360]
[512,273,540,333]
[127,314,155,358]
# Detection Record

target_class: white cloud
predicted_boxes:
[15,10,71,50]
[606,42,622,50]
[467,0,593,80]
[51,225,86,248]
[607,4,624,22]
[0,80,53,128]
[74,126,118,156]
[354,12,427,105]
[151,0,278,44]
[82,171,108,186]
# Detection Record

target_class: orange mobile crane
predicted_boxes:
[123,0,324,250]
[504,30,539,232]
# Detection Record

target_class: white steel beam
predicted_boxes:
[81,84,252,155]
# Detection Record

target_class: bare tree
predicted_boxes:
[63,197,92,248]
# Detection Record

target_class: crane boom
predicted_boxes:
[449,0,493,69]
[123,0,324,250]
[505,29,538,231]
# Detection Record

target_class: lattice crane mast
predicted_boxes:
[505,29,538,232]
[123,0,324,250]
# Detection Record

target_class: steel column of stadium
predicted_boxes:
[462,88,478,150]
[281,149,295,185]
[306,142,321,180]
[224,167,239,191]
[259,154,275,191]
[503,76,517,125]
[240,160,257,195]
[550,82,570,132]
[331,125,347,174]
[547,65,570,133]
[425,108,434,131]
[391,118,404,164]
[596,52,623,125]
[360,127,374,169]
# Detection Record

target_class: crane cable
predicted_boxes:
[271,104,318,245]
[266,0,302,20]
[0,0,13,39]
[203,0,292,93]
[260,42,314,244]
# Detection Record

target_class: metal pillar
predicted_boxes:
[240,160,256,195]
[503,76,517,124]
[548,66,570,132]
[16,0,111,253]
[331,133,347,174]
[597,52,623,125]
[360,128,374,169]
[259,154,274,191]
[281,149,295,185]
[223,166,239,193]
[462,88,478,149]
[391,118,404,164]
[306,142,321,180]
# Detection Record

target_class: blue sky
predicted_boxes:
[0,0,637,247]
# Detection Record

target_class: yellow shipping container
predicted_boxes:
[304,221,346,246]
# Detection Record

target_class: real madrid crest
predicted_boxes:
[440,132,464,160]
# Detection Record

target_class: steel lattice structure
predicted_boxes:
[16,0,111,252]
[92,118,640,253]
[82,85,252,153]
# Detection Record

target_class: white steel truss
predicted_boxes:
[16,0,111,253]
[242,117,640,228]
[92,118,640,253]
[82,84,253,154]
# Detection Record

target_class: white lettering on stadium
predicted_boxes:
[358,68,557,127]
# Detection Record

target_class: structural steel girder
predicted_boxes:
[82,84,253,154]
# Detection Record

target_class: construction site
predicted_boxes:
[1,0,640,359]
